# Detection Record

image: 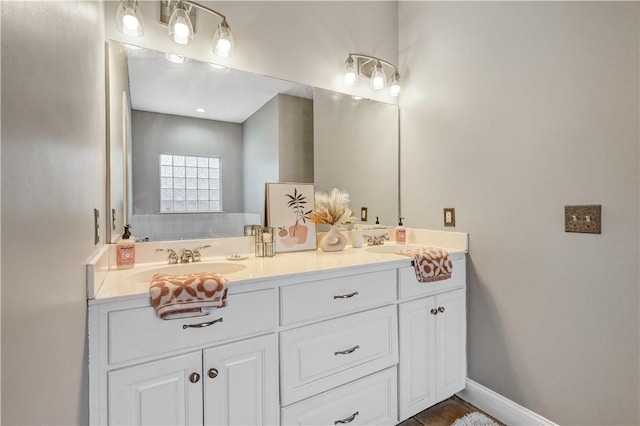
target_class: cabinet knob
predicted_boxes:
[438,306,445,313]
[430,308,438,315]
[189,372,200,383]
[208,368,219,379]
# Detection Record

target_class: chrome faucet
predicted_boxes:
[180,249,194,263]
[156,248,179,264]
[192,245,211,262]
[363,233,389,246]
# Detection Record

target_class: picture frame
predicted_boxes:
[266,183,317,253]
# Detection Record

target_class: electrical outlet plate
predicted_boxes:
[564,205,601,234]
[444,208,455,227]
[361,207,368,222]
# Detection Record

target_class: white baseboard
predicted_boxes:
[456,378,558,426]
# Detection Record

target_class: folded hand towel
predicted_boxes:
[396,247,453,283]
[150,272,228,320]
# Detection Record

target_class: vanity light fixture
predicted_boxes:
[115,0,145,37]
[343,53,400,97]
[162,0,234,58]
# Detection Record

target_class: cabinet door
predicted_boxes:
[398,296,437,421]
[435,289,466,399]
[108,352,203,426]
[203,334,278,426]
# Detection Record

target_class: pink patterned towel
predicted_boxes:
[396,247,453,283]
[150,272,228,320]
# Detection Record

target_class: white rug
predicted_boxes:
[451,411,500,426]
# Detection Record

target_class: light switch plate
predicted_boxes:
[564,205,601,234]
[444,208,455,227]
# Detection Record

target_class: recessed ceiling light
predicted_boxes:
[195,108,206,113]
[209,63,227,69]
[165,53,187,64]
[352,96,363,100]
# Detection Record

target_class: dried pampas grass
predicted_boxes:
[309,188,356,225]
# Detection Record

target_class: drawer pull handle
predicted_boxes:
[189,372,200,383]
[333,291,359,299]
[334,411,359,424]
[438,306,445,313]
[182,317,223,330]
[431,308,438,315]
[334,345,360,356]
[208,368,219,379]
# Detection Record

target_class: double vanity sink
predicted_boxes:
[87,229,468,426]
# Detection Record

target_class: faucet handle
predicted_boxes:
[192,245,211,262]
[156,248,179,264]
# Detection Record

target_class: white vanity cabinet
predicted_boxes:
[89,250,468,426]
[89,288,278,426]
[108,334,277,426]
[398,262,467,421]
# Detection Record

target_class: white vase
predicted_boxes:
[319,224,347,252]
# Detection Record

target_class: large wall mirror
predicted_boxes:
[107,40,399,243]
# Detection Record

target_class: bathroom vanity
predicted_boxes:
[87,230,467,425]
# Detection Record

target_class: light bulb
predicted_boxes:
[344,55,357,86]
[370,61,386,91]
[173,17,190,43]
[116,0,144,37]
[168,4,193,45]
[212,20,234,57]
[389,71,401,97]
[122,13,139,31]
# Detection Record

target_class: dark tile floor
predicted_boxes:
[398,396,506,426]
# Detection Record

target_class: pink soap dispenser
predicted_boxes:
[396,217,406,244]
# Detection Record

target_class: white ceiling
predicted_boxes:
[125,45,313,123]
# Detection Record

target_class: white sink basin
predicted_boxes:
[365,244,424,254]
[124,262,247,284]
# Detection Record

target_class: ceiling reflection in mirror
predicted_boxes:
[107,41,398,243]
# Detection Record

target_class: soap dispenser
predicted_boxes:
[116,225,136,269]
[396,217,406,244]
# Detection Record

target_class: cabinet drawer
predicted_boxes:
[280,269,396,325]
[281,367,397,426]
[398,254,465,299]
[108,289,276,365]
[280,305,398,405]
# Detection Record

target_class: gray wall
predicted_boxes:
[279,94,314,183]
[131,110,244,214]
[242,94,313,217]
[399,2,639,424]
[1,1,106,424]
[243,96,280,216]
[314,89,399,226]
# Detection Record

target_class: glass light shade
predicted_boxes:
[389,71,401,97]
[168,5,194,45]
[344,55,358,86]
[115,0,144,37]
[370,61,386,91]
[212,20,234,57]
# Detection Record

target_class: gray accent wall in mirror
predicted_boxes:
[107,40,399,243]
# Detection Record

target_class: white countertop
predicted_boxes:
[87,228,468,305]
[90,244,465,305]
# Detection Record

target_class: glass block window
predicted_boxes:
[160,154,221,212]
